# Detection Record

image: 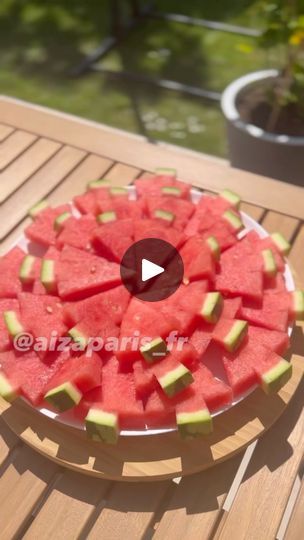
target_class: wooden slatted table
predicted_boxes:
[0,96,303,540]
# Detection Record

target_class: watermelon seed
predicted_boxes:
[46,306,53,314]
[90,266,96,273]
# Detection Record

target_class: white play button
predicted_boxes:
[141,258,164,282]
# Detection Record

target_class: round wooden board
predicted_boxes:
[0,353,303,482]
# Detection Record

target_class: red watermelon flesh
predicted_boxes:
[63,285,130,327]
[200,222,237,251]
[25,204,71,247]
[180,236,215,282]
[185,209,219,237]
[220,298,242,319]
[189,322,212,358]
[197,195,236,216]
[18,293,67,357]
[240,292,289,332]
[73,385,103,420]
[144,196,194,230]
[192,363,232,411]
[73,187,111,215]
[222,352,258,396]
[0,299,20,351]
[56,246,122,300]
[144,389,176,428]
[56,215,96,251]
[133,219,185,249]
[0,246,24,298]
[224,339,287,388]
[93,219,134,263]
[133,359,157,399]
[69,314,119,358]
[117,298,181,363]
[97,198,145,220]
[247,326,289,355]
[46,352,102,394]
[0,349,67,405]
[135,175,191,200]
[264,273,286,292]
[101,357,144,428]
[216,267,263,302]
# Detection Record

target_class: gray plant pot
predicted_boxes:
[221,70,304,186]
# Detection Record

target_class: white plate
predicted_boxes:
[14,187,295,436]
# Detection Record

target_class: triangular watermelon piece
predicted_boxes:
[46,352,102,395]
[63,285,130,327]
[56,215,97,251]
[0,349,68,405]
[101,356,144,428]
[73,187,111,215]
[0,246,24,298]
[133,219,185,249]
[216,267,263,302]
[0,299,20,351]
[180,236,215,282]
[56,246,122,300]
[97,198,146,220]
[192,363,232,412]
[25,204,71,247]
[18,292,67,357]
[247,326,289,355]
[144,196,194,230]
[135,174,191,200]
[93,219,134,262]
[240,292,289,332]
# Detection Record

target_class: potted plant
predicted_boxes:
[221,0,304,186]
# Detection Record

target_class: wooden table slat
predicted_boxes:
[261,211,300,243]
[23,470,111,540]
[216,218,304,540]
[0,129,37,170]
[285,475,304,540]
[0,137,61,203]
[86,481,170,540]
[0,97,303,218]
[0,123,14,142]
[0,145,86,241]
[0,445,58,540]
[153,454,244,540]
[0,418,19,467]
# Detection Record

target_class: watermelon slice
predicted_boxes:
[192,363,232,412]
[240,292,289,332]
[99,357,144,429]
[135,174,191,200]
[56,215,97,251]
[18,293,67,357]
[0,299,20,351]
[25,204,71,247]
[45,352,102,396]
[93,219,134,262]
[0,246,24,298]
[32,246,61,296]
[216,266,263,302]
[117,297,181,363]
[180,236,215,283]
[56,246,122,300]
[0,349,68,405]
[247,326,289,356]
[97,198,145,220]
[73,186,111,215]
[144,196,194,230]
[63,285,130,327]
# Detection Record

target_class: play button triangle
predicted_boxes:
[141,258,164,282]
